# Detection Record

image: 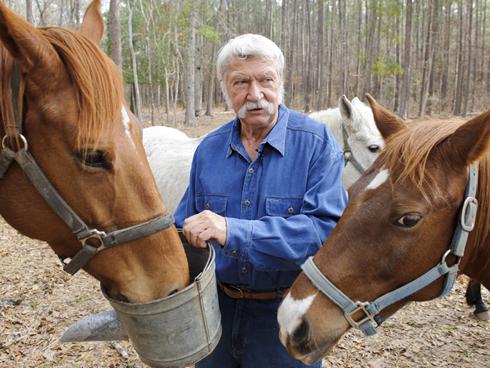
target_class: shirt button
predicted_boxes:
[248,167,254,174]
[244,200,251,207]
[241,266,248,274]
[204,203,210,210]
[231,250,238,256]
[288,207,295,214]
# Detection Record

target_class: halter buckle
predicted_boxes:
[344,301,377,330]
[343,150,352,162]
[460,196,478,232]
[79,229,107,253]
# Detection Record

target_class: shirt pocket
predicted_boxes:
[196,194,228,215]
[265,196,303,218]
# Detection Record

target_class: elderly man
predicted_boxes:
[175,34,347,368]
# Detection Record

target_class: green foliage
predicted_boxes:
[371,58,403,78]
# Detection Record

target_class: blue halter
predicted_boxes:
[302,164,479,336]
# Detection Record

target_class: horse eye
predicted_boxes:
[78,150,111,170]
[368,145,380,153]
[396,213,423,228]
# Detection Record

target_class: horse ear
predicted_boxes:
[339,95,353,122]
[0,2,60,72]
[441,110,490,167]
[365,93,407,139]
[80,0,104,45]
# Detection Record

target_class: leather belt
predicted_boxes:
[218,282,289,300]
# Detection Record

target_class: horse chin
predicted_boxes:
[286,333,342,365]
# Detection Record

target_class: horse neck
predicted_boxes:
[462,155,490,288]
[321,109,345,151]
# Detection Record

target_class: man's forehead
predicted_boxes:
[227,56,277,74]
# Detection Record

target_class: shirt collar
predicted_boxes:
[226,104,288,158]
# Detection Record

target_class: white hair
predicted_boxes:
[217,34,285,107]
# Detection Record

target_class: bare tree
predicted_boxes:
[127,0,142,121]
[109,0,122,70]
[26,0,33,23]
[184,1,196,126]
[399,0,413,119]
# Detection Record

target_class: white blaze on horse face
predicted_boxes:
[121,105,135,146]
[366,167,389,191]
[277,292,317,342]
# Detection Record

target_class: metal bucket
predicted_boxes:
[102,236,221,367]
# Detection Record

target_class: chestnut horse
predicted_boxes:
[0,1,189,303]
[278,95,490,364]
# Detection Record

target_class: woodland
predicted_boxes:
[6,0,490,125]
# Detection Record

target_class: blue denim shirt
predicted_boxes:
[175,104,347,290]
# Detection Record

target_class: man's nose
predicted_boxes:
[247,80,264,101]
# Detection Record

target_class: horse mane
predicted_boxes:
[379,119,464,203]
[0,26,123,152]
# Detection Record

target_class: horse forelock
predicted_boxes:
[40,27,123,152]
[379,120,464,204]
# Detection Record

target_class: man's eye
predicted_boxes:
[77,150,112,170]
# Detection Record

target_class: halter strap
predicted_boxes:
[1,63,175,275]
[302,164,479,336]
[0,64,22,177]
[342,123,366,174]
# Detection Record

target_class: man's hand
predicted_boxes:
[182,210,227,248]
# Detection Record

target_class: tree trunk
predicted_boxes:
[453,0,465,116]
[355,0,363,98]
[399,0,413,119]
[25,0,33,23]
[394,3,401,112]
[184,2,196,126]
[316,0,325,109]
[462,0,473,116]
[440,0,452,105]
[194,34,203,117]
[205,42,217,117]
[419,0,437,117]
[109,0,122,70]
[127,0,142,121]
[303,0,312,112]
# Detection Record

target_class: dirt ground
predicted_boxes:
[0,110,489,367]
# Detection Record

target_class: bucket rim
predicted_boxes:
[102,244,215,308]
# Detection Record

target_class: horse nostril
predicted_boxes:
[368,145,380,153]
[291,319,311,349]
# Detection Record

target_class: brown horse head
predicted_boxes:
[278,95,490,364]
[0,0,189,303]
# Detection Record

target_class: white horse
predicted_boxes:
[143,126,205,214]
[143,96,383,213]
[309,96,384,188]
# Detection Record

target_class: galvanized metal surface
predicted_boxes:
[61,236,222,368]
[104,243,221,368]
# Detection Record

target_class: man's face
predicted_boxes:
[225,56,280,129]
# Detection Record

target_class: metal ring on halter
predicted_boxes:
[441,249,453,266]
[1,133,28,152]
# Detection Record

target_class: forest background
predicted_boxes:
[6,0,490,126]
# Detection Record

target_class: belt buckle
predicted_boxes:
[228,284,246,298]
